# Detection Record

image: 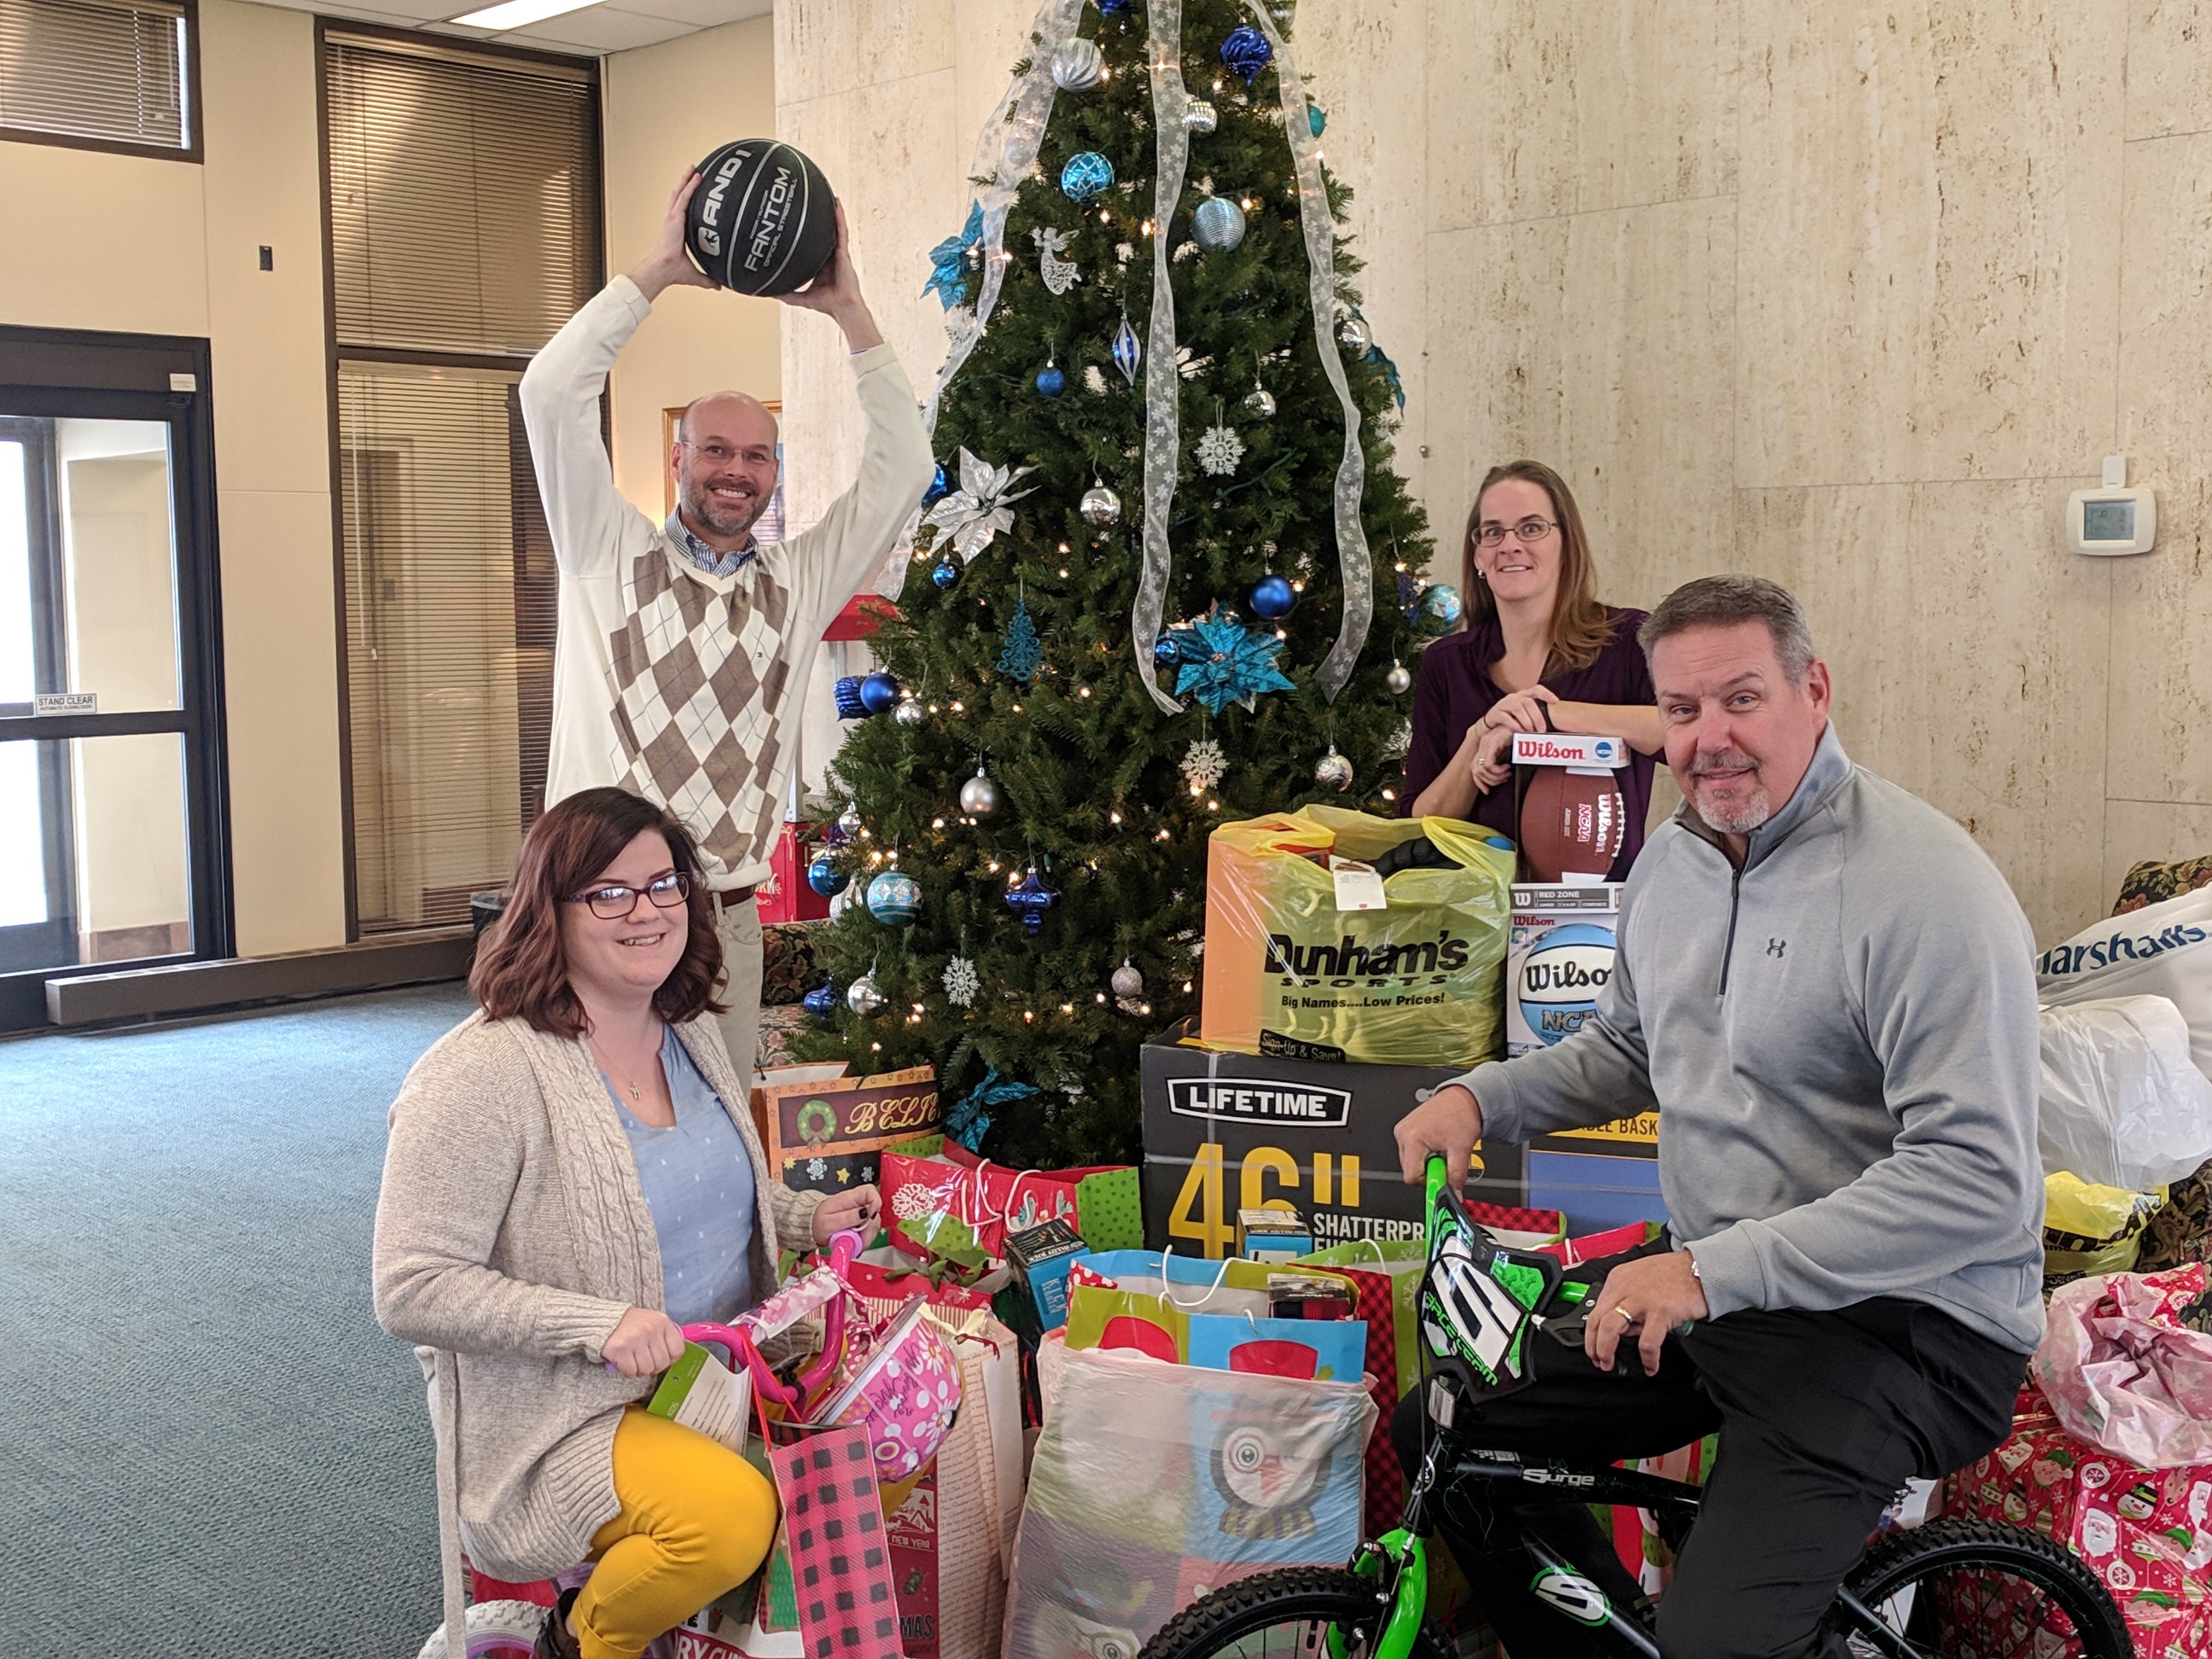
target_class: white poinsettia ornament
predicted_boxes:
[923,447,1037,563]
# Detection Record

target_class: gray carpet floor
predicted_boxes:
[0,982,478,1658]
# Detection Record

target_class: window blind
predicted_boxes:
[338,363,556,934]
[325,34,600,359]
[0,0,189,151]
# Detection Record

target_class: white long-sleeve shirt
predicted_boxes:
[519,276,934,888]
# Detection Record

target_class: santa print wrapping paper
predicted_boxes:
[1944,1386,2212,1657]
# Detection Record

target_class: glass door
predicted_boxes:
[0,347,230,1031]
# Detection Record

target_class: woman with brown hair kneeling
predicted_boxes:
[374,787,879,1659]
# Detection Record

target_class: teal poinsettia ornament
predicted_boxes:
[945,1064,1039,1153]
[1168,604,1298,715]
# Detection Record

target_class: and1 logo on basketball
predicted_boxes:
[1516,921,1614,1045]
[695,148,752,256]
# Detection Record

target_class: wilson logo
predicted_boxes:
[1265,930,1473,981]
[1167,1078,1352,1127]
[2039,923,2208,977]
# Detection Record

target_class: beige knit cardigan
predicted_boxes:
[371,1009,823,1659]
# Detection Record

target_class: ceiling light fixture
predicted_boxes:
[450,0,601,29]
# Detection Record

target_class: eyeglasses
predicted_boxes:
[1475,517,1559,547]
[680,440,777,469]
[566,871,692,920]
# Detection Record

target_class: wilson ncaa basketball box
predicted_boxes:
[1139,1021,1534,1257]
[1505,882,1623,1057]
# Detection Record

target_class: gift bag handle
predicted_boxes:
[1159,1244,1238,1309]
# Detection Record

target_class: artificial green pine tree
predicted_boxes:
[794,0,1441,1169]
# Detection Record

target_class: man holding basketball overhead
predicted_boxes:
[520,168,933,1094]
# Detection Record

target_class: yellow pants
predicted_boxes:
[572,1406,779,1659]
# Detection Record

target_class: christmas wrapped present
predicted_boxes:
[751,1064,940,1198]
[1944,1384,2212,1657]
[2034,1264,2212,1468]
[1200,807,1514,1069]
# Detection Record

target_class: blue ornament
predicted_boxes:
[802,983,840,1020]
[1035,364,1066,397]
[922,203,982,311]
[1153,632,1182,667]
[806,853,849,897]
[867,869,922,927]
[1421,583,1464,630]
[833,675,869,719]
[1191,196,1247,252]
[1060,151,1115,202]
[930,561,962,591]
[1249,573,1295,619]
[1308,103,1327,138]
[1220,25,1272,83]
[1006,869,1059,934]
[1111,316,1142,386]
[1168,602,1299,716]
[997,596,1044,682]
[859,671,902,715]
[1098,0,1130,11]
[944,1064,1039,1155]
[922,462,951,505]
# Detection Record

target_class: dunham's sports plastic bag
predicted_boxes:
[2038,887,2212,1086]
[1005,1338,1375,1659]
[2033,1264,2212,1468]
[2038,996,2212,1190]
[2043,1173,2168,1289]
[1200,808,1515,1068]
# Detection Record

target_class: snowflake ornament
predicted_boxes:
[943,955,981,1007]
[1181,737,1228,793]
[1383,719,1413,760]
[1196,422,1244,475]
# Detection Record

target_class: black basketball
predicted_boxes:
[684,139,837,296]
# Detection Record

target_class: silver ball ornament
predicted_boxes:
[1050,38,1104,91]
[1191,195,1247,253]
[1109,958,1144,1000]
[1244,385,1275,418]
[1184,98,1218,134]
[894,698,927,727]
[1386,661,1412,695]
[1080,485,1122,527]
[958,765,1001,817]
[836,808,863,839]
[847,972,885,1016]
[1338,314,1370,352]
[1315,744,1353,793]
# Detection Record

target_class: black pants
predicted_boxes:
[1388,1294,2026,1659]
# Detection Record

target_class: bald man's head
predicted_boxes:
[671,392,781,548]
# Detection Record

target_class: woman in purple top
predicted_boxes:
[1402,461,1663,880]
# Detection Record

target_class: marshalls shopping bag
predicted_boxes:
[1200,808,1514,1068]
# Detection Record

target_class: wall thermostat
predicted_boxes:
[2068,456,2156,556]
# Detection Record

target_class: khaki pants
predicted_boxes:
[711,894,763,1100]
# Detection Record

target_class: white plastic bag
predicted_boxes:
[2037,996,2212,1190]
[2037,886,2212,1083]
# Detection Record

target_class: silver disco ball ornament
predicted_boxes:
[836,807,863,839]
[1314,744,1353,792]
[1110,958,1144,1000]
[1080,484,1122,527]
[894,698,927,727]
[1244,385,1275,418]
[1338,313,1371,352]
[1051,38,1104,91]
[1386,660,1412,695]
[958,764,1002,817]
[1185,98,1219,134]
[1191,195,1248,252]
[847,971,885,1016]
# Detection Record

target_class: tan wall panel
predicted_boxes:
[0,144,207,337]
[602,15,784,518]
[2124,0,2212,141]
[776,0,953,109]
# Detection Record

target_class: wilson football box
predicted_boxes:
[1140,1021,1529,1256]
[1511,731,1630,882]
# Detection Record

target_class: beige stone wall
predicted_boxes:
[0,0,346,957]
[774,0,2212,946]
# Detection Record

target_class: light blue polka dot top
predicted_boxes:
[602,1027,758,1327]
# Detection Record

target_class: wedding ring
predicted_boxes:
[1614,1307,1637,1324]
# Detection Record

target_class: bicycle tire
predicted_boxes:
[1825,1516,2132,1659]
[1139,1565,1457,1659]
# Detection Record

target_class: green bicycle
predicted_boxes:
[1139,1156,2129,1659]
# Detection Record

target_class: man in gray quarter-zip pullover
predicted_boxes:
[1390,576,2042,1659]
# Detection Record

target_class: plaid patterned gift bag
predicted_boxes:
[762,1420,904,1659]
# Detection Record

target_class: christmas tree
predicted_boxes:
[794,0,1447,1169]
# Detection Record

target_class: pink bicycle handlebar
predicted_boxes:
[675,1227,865,1407]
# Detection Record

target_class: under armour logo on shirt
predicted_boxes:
[1767,938,1787,958]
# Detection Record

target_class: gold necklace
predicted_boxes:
[589,1024,661,1107]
